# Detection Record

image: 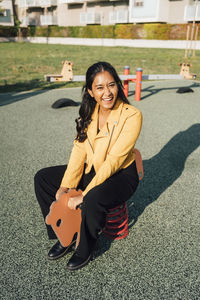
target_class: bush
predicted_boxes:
[66,25,114,38]
[28,25,36,37]
[115,24,145,39]
[1,23,196,40]
[169,24,190,40]
[143,23,172,40]
[115,24,133,39]
[0,25,18,37]
[20,27,29,37]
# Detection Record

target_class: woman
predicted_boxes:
[34,61,142,271]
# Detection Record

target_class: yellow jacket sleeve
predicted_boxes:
[82,110,142,196]
[60,139,86,189]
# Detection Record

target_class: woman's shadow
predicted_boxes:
[98,123,200,256]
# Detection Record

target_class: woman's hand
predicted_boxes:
[55,187,69,201]
[68,194,83,210]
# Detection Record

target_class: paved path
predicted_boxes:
[1,37,200,49]
[0,80,200,299]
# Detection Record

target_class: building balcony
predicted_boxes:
[18,0,58,8]
[58,0,84,3]
[58,0,104,3]
[40,14,58,25]
[85,0,107,2]
[184,4,200,22]
[80,12,101,24]
[40,0,58,6]
[21,16,39,25]
[109,10,128,24]
[129,0,165,23]
[21,14,58,25]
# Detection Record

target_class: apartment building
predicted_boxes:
[0,0,200,27]
[0,0,13,25]
[129,0,200,24]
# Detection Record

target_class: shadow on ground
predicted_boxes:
[0,79,75,106]
[2,80,199,106]
[98,123,200,256]
[129,82,200,100]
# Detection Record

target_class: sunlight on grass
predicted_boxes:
[0,42,199,92]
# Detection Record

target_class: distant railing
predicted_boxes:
[109,10,128,24]
[59,0,97,3]
[65,0,84,3]
[21,15,58,25]
[21,16,38,25]
[80,12,101,24]
[40,15,58,25]
[18,0,58,7]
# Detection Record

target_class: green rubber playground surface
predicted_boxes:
[0,80,200,299]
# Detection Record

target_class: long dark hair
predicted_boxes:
[75,61,129,142]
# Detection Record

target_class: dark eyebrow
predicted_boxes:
[95,81,116,87]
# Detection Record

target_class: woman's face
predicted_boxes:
[88,71,118,112]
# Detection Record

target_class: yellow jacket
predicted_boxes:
[60,99,142,196]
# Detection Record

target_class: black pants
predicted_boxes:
[34,161,139,258]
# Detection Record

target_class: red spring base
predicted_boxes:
[102,203,128,240]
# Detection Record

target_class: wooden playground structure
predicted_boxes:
[45,3,199,100]
[45,61,73,82]
[185,22,199,59]
[45,60,196,101]
[183,1,199,79]
[179,63,197,80]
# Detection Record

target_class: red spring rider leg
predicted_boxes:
[102,203,129,240]
[123,66,130,98]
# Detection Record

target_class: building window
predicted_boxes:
[0,10,7,17]
[134,0,144,7]
[0,9,11,22]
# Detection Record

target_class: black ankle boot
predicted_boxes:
[48,240,75,260]
[66,252,93,271]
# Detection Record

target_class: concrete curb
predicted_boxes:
[1,36,200,49]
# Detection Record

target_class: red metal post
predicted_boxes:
[135,68,143,101]
[123,66,130,98]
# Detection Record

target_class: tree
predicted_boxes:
[11,0,20,27]
[11,0,21,38]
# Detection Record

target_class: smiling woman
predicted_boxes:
[34,62,143,271]
[88,71,118,111]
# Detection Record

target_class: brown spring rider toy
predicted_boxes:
[45,189,82,248]
[45,149,144,247]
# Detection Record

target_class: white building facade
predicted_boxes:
[0,0,200,27]
[129,0,200,24]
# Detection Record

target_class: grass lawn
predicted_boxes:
[0,42,199,93]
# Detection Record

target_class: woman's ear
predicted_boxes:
[88,89,94,98]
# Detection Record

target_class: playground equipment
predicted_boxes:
[185,23,199,58]
[179,63,197,80]
[184,0,199,59]
[45,60,73,82]
[119,68,185,101]
[123,66,142,101]
[46,149,144,244]
[45,61,195,101]
[102,148,144,240]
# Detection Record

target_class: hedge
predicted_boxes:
[0,25,18,37]
[0,24,199,40]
